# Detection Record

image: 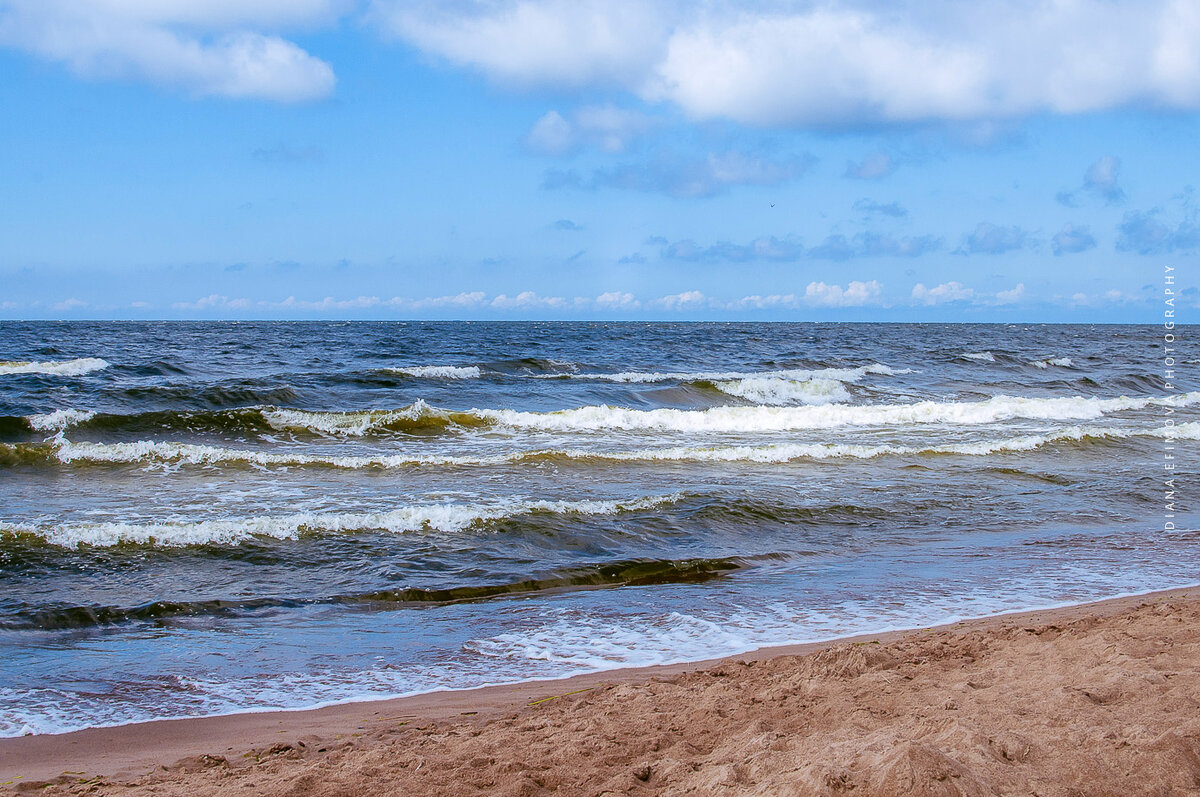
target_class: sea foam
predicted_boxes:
[0,495,681,547]
[33,422,1198,470]
[0,358,109,376]
[387,365,483,379]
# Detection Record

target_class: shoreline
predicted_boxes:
[2,583,1197,787]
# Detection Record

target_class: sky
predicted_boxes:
[0,0,1197,321]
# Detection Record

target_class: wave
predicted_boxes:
[962,352,996,362]
[710,376,850,405]
[548,363,908,384]
[260,402,487,436]
[13,391,1199,441]
[0,495,681,548]
[0,358,109,376]
[0,556,760,630]
[1030,357,1073,369]
[479,393,1200,434]
[8,422,1195,470]
[27,409,97,432]
[386,365,482,379]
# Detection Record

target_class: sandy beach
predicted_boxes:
[2,586,1198,795]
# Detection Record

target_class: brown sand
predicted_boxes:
[3,587,1200,795]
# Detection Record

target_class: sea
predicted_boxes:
[0,321,1195,736]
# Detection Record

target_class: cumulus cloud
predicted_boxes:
[1070,289,1136,307]
[956,222,1032,255]
[525,105,660,155]
[993,283,1026,304]
[653,290,709,310]
[1051,224,1098,256]
[489,291,572,310]
[804,280,882,307]
[594,291,639,309]
[1057,156,1125,206]
[0,0,337,101]
[911,281,974,305]
[1115,209,1200,254]
[375,0,1200,127]
[733,293,799,310]
[172,294,252,310]
[545,150,814,197]
[375,0,670,89]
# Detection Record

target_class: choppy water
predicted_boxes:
[0,321,1195,736]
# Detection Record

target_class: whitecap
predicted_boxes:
[0,495,681,548]
[0,358,109,376]
[387,365,482,379]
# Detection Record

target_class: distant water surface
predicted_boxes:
[0,321,1195,735]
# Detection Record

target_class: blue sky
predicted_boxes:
[0,0,1197,321]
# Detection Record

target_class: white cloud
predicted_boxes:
[407,291,488,310]
[1070,288,1136,307]
[734,293,799,310]
[911,281,974,305]
[653,290,708,310]
[994,283,1026,305]
[525,110,575,155]
[525,105,658,155]
[594,291,639,309]
[803,280,882,308]
[373,0,669,89]
[172,294,244,310]
[379,0,1200,126]
[0,0,336,101]
[52,297,88,311]
[489,291,569,310]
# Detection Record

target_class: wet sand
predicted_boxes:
[3,586,1199,795]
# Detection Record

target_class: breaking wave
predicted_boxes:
[15,392,1199,440]
[1030,357,1074,369]
[386,365,482,379]
[711,376,850,405]
[0,495,681,548]
[553,363,907,384]
[7,423,1195,470]
[0,358,109,376]
[479,392,1200,434]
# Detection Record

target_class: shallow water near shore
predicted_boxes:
[0,321,1196,736]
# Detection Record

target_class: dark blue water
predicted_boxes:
[0,322,1196,735]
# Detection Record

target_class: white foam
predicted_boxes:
[388,365,482,379]
[963,352,996,362]
[714,376,851,405]
[27,409,96,431]
[261,400,456,436]
[551,363,909,384]
[574,423,1200,463]
[0,495,681,548]
[45,422,1199,470]
[1030,357,1074,369]
[51,438,504,468]
[0,358,109,376]
[480,393,1200,434]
